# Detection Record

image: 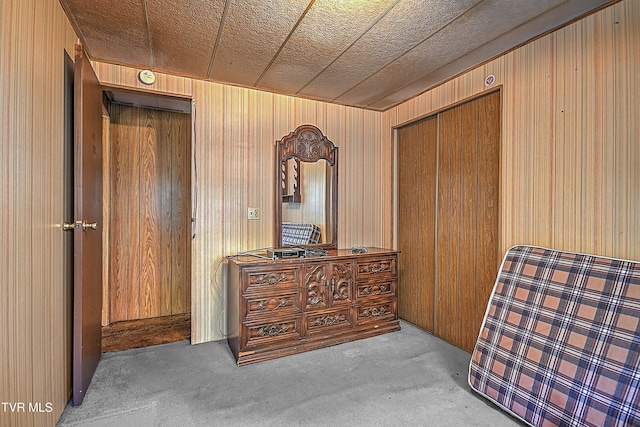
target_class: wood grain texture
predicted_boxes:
[108,104,191,323]
[93,0,638,347]
[398,92,500,353]
[5,1,634,424]
[1,0,79,424]
[397,117,437,333]
[388,0,638,264]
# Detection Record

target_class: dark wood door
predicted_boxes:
[72,45,104,405]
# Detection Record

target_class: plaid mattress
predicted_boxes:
[281,222,321,246]
[469,245,640,427]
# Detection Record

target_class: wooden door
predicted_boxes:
[397,116,438,332]
[108,104,191,322]
[397,90,500,353]
[72,45,104,406]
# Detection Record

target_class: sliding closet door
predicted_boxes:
[398,90,500,353]
[397,116,438,332]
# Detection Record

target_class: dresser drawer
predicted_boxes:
[355,279,396,300]
[356,256,396,278]
[355,298,397,326]
[243,266,300,294]
[244,291,301,319]
[242,316,302,349]
[304,307,354,336]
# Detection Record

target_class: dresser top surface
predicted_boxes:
[228,247,399,267]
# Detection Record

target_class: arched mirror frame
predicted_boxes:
[274,124,338,249]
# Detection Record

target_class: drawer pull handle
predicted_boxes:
[364,263,383,274]
[258,273,287,286]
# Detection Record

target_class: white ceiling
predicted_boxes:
[60,0,614,111]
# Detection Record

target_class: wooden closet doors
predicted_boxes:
[108,103,191,323]
[397,90,500,353]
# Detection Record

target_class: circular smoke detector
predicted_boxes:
[138,70,156,85]
[485,74,495,87]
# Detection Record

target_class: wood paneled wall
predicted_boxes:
[387,0,639,263]
[3,1,635,422]
[1,0,79,425]
[94,64,393,344]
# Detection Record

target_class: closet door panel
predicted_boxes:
[397,117,437,332]
[459,100,480,352]
[436,107,462,345]
[475,92,501,336]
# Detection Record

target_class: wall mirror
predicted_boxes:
[274,124,338,249]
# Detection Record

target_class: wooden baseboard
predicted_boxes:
[102,313,191,353]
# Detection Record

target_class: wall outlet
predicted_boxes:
[247,207,260,220]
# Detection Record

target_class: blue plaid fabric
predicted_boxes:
[281,222,321,246]
[469,245,640,427]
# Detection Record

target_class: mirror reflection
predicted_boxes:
[281,159,333,245]
[274,125,338,249]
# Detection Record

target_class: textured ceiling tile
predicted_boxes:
[146,0,225,77]
[336,0,566,107]
[299,0,477,100]
[63,0,150,67]
[209,0,311,87]
[62,0,613,111]
[367,0,613,110]
[258,0,398,94]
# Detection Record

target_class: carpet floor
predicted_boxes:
[57,321,523,427]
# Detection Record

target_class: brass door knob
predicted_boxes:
[62,220,98,231]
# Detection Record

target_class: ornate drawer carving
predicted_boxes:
[243,317,302,348]
[244,267,300,293]
[355,279,396,300]
[245,291,301,319]
[227,249,400,365]
[355,299,397,325]
[304,308,353,335]
[356,257,396,278]
[304,261,354,310]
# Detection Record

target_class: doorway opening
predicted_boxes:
[101,88,193,352]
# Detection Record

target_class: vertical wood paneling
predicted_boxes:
[387,0,639,263]
[1,0,79,424]
[3,4,636,421]
[91,0,638,349]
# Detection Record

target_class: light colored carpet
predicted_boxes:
[57,321,522,426]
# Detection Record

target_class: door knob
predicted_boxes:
[62,220,98,231]
[81,221,97,230]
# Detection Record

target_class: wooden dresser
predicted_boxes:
[226,248,400,365]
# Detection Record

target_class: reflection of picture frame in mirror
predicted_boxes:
[274,124,338,250]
